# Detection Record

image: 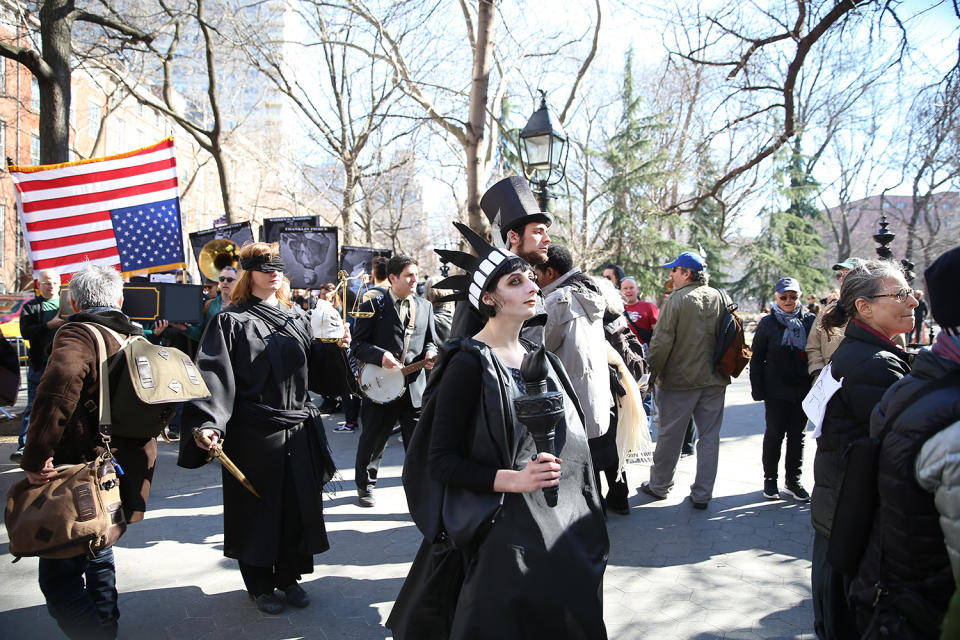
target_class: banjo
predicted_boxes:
[357,359,430,404]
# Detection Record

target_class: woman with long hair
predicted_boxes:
[810,259,916,639]
[387,223,608,639]
[179,242,346,615]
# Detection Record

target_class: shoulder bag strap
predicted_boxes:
[76,323,112,440]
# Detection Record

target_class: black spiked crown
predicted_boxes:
[434,222,516,310]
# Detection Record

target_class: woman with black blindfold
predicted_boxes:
[179,242,348,614]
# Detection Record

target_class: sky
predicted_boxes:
[414,0,959,239]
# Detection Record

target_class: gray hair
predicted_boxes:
[822,259,905,334]
[594,275,624,315]
[69,263,124,310]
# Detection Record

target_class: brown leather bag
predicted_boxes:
[4,452,126,560]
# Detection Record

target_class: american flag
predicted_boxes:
[10,138,185,281]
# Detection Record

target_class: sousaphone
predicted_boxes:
[198,239,238,280]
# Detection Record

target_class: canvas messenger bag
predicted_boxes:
[79,323,210,439]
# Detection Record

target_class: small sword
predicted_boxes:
[193,428,260,498]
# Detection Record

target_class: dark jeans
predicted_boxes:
[38,547,118,640]
[761,398,806,482]
[355,390,419,492]
[18,365,45,449]
[812,531,857,640]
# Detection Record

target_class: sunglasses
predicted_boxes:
[776,293,799,301]
[219,276,236,283]
[867,287,914,304]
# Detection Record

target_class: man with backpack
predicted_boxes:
[641,251,730,510]
[19,263,158,640]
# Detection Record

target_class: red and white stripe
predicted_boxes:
[10,139,179,278]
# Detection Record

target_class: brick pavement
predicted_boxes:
[0,374,816,639]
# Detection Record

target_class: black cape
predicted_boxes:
[388,338,609,639]
[179,299,330,567]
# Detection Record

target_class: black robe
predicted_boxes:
[178,298,330,567]
[388,338,609,639]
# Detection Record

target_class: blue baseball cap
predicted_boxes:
[775,277,801,294]
[663,251,706,270]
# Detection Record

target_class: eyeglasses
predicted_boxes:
[776,294,799,301]
[867,287,914,303]
[219,276,236,283]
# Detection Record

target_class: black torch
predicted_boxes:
[513,346,564,507]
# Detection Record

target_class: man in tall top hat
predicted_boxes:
[448,176,552,342]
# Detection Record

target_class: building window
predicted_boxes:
[0,60,6,95]
[0,121,5,161]
[30,135,40,165]
[31,77,40,111]
[88,101,101,137]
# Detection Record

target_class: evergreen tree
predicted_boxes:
[600,49,671,297]
[734,139,831,308]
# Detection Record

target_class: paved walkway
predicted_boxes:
[0,375,816,639]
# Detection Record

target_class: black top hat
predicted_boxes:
[480,176,552,244]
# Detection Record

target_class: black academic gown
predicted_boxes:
[388,338,609,640]
[179,298,330,567]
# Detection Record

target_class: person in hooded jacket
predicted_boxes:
[749,276,815,502]
[810,259,916,640]
[848,246,960,639]
[534,245,618,514]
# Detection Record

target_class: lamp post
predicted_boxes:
[518,90,568,211]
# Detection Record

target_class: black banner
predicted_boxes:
[262,215,322,244]
[122,283,204,324]
[278,227,339,289]
[188,222,255,270]
[339,246,392,286]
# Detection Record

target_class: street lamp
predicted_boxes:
[518,90,568,211]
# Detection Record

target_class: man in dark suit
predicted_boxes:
[352,255,437,507]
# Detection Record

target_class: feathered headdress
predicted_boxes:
[434,222,516,310]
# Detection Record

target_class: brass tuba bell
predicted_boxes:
[199,238,238,280]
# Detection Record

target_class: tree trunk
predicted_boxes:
[464,0,495,237]
[209,141,235,224]
[342,164,360,245]
[38,0,73,165]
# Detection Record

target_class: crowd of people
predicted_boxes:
[10,174,959,639]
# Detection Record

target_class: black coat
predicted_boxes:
[19,294,60,370]
[179,299,330,566]
[352,293,437,406]
[811,320,911,538]
[849,349,960,636]
[749,310,815,403]
[388,338,608,639]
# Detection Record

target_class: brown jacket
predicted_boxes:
[20,309,157,523]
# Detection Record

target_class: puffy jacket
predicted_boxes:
[917,419,960,579]
[811,320,911,537]
[849,349,960,636]
[646,281,729,391]
[749,310,815,402]
[542,269,612,439]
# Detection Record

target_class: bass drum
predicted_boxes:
[357,363,406,404]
